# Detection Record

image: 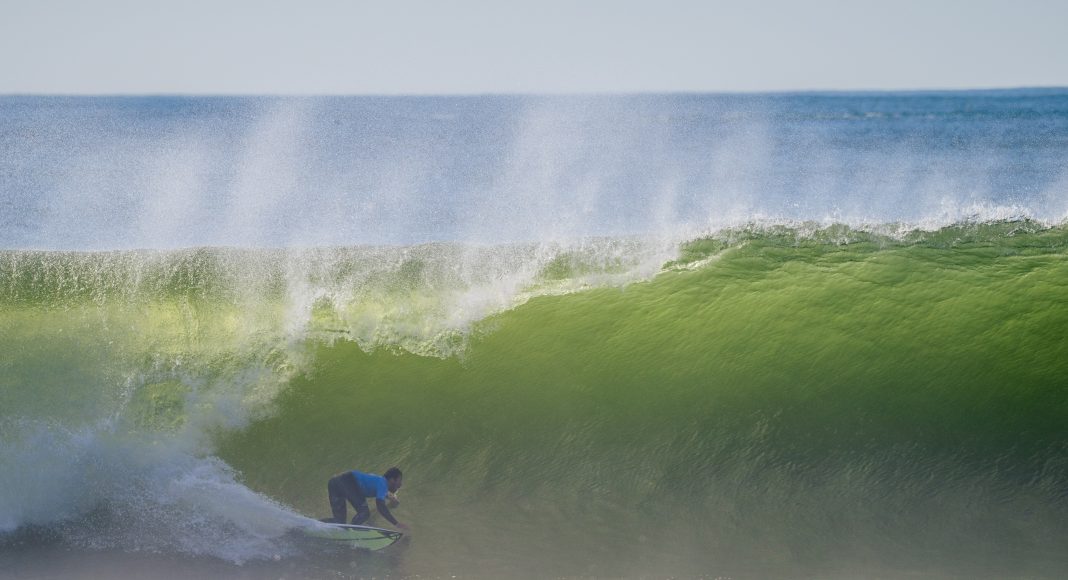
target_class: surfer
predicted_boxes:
[323,467,408,530]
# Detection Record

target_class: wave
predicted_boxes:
[2,221,1067,576]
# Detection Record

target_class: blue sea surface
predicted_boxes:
[2,90,1066,249]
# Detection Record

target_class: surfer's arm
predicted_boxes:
[375,498,400,526]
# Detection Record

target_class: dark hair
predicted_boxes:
[384,467,402,480]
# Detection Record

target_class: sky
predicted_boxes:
[1,0,1067,95]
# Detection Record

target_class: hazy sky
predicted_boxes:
[2,0,1066,94]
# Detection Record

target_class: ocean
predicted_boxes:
[1,91,1067,579]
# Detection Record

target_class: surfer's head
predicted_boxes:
[384,466,403,492]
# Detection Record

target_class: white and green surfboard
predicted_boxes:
[303,523,404,551]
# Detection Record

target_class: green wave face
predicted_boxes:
[219,222,1068,578]
[3,223,1068,577]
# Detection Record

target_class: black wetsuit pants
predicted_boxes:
[327,472,371,525]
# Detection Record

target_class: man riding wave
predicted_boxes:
[322,466,408,530]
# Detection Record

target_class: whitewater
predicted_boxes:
[1,92,1067,579]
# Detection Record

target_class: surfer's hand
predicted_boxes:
[396,522,410,531]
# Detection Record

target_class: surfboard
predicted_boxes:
[303,522,403,551]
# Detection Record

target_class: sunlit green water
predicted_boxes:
[3,222,1067,577]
